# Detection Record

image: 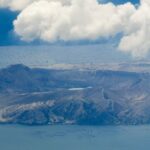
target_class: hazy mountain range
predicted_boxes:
[0,64,150,125]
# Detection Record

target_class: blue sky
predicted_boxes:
[0,9,18,45]
[0,0,139,46]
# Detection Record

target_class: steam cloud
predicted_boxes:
[0,0,150,57]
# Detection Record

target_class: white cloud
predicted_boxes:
[0,0,70,11]
[119,0,150,58]
[0,0,33,11]
[13,0,135,42]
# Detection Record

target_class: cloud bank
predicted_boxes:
[119,0,150,57]
[0,0,150,57]
[13,0,135,42]
[0,0,70,11]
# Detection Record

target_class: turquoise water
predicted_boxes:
[0,125,150,150]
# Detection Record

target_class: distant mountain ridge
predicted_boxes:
[0,64,150,125]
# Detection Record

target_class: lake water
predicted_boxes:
[0,46,130,68]
[0,125,150,150]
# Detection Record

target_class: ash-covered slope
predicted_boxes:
[0,64,150,125]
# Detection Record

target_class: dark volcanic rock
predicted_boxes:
[0,64,150,125]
